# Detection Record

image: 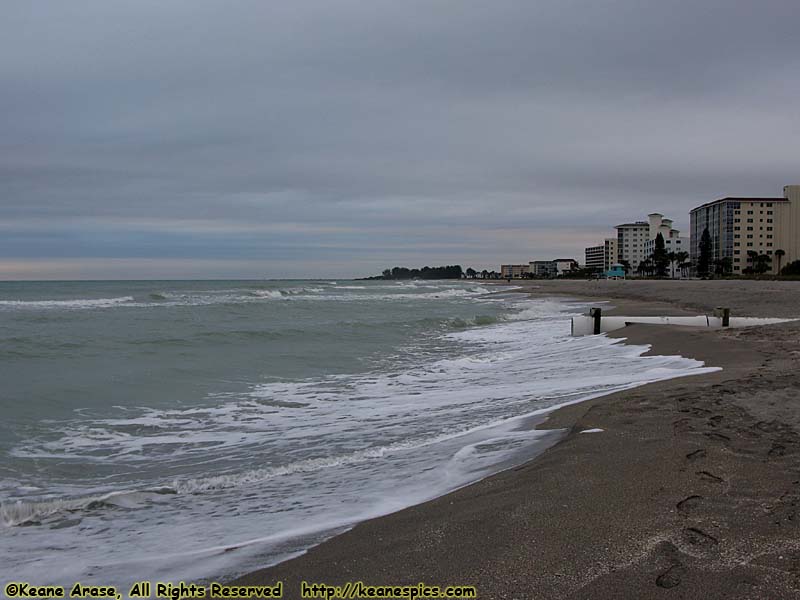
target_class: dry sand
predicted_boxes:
[223,280,800,599]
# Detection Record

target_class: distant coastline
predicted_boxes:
[359,265,465,280]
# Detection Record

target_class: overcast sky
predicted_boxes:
[1,0,798,279]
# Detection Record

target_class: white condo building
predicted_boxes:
[614,213,687,274]
[643,213,689,258]
[614,221,649,268]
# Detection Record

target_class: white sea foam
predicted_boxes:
[0,296,134,310]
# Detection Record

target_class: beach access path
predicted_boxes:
[222,280,800,599]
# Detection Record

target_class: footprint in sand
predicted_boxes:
[696,470,725,483]
[683,527,719,547]
[686,449,706,461]
[656,564,687,589]
[769,444,787,457]
[677,495,703,512]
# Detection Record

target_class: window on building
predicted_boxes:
[767,226,773,231]
[747,210,754,214]
[747,227,753,231]
[767,234,773,239]
[767,243,773,247]
[767,219,773,223]
[734,226,741,231]
[747,242,753,246]
[767,210,773,215]
[747,218,753,223]
[747,234,753,238]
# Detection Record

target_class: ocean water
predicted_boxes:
[0,280,716,589]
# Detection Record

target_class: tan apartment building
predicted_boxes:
[585,238,618,272]
[500,264,530,279]
[690,185,800,274]
[777,185,800,267]
[603,238,618,271]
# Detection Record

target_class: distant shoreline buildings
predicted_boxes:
[501,259,578,279]
[500,184,800,279]
[583,212,688,278]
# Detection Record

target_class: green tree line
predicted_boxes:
[366,265,465,280]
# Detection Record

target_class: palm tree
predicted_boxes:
[637,258,654,277]
[465,268,477,279]
[667,251,677,278]
[674,251,689,278]
[775,249,786,275]
[755,253,772,275]
[747,250,759,273]
[698,228,712,277]
[713,256,732,276]
[480,269,489,279]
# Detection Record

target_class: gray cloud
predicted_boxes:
[1,0,799,278]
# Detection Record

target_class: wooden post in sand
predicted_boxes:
[715,307,731,327]
[589,307,602,334]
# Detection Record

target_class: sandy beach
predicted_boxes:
[225,280,800,599]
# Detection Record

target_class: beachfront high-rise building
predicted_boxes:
[779,185,800,266]
[603,238,618,272]
[584,244,604,272]
[643,213,688,258]
[585,238,618,273]
[689,189,794,274]
[614,221,649,269]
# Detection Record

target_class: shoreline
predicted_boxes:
[222,281,800,599]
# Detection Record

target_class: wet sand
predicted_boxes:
[224,281,800,599]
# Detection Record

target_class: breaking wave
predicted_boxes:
[0,296,134,310]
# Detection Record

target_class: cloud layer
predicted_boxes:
[2,0,798,278]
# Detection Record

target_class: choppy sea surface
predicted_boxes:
[0,280,716,589]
